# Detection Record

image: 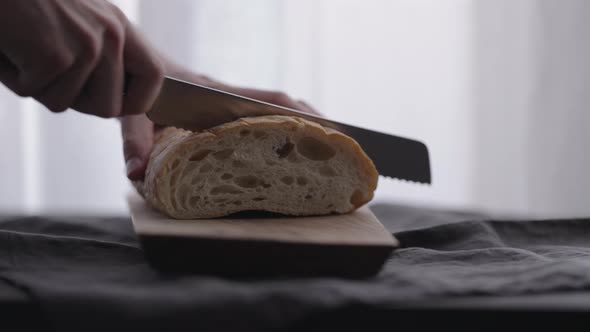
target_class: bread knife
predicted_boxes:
[146,76,431,184]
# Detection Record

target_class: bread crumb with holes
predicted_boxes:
[134,115,378,219]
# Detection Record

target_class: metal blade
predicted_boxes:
[147,76,431,183]
[335,124,431,183]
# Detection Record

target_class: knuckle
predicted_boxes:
[103,21,125,53]
[108,3,128,23]
[149,58,165,83]
[83,33,102,64]
[75,23,102,62]
[103,5,127,52]
[45,49,75,72]
[137,59,165,97]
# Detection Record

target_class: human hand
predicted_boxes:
[121,60,319,180]
[0,0,163,117]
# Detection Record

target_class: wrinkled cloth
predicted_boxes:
[1,203,590,331]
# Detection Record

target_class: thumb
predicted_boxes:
[120,114,154,180]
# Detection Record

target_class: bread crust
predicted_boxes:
[136,115,379,219]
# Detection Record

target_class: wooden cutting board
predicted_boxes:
[127,193,398,278]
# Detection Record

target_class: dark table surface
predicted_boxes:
[2,202,590,331]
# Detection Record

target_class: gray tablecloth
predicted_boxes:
[1,203,590,331]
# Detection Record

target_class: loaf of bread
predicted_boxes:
[135,115,378,219]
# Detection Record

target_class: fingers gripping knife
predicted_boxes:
[146,76,431,184]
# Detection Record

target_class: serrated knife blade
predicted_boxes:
[146,76,431,184]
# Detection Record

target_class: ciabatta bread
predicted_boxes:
[136,115,378,219]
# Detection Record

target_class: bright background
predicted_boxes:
[1,0,588,217]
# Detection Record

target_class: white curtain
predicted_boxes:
[0,0,588,217]
[472,0,590,217]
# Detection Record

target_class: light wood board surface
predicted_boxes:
[127,192,398,277]
[128,193,398,247]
